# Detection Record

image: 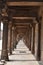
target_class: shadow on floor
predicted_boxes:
[8,60,36,62]
[9,53,31,56]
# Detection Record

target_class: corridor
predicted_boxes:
[5,39,39,65]
[0,0,43,65]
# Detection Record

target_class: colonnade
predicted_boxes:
[0,0,43,61]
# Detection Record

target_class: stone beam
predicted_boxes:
[7,2,43,6]
[13,17,35,20]
[14,23,30,26]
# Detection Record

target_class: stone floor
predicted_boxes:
[5,40,40,65]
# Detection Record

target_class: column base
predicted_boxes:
[9,50,12,55]
[31,49,35,54]
[1,50,9,61]
[1,55,9,61]
[36,57,40,61]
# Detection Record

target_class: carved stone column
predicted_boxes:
[35,24,38,58]
[11,26,15,50]
[14,28,17,49]
[41,16,43,61]
[0,22,1,40]
[1,21,9,61]
[36,17,42,60]
[31,24,35,54]
[8,22,12,54]
[0,15,1,39]
[25,29,29,48]
[29,26,32,50]
[37,23,41,60]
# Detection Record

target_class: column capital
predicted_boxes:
[12,26,14,30]
[36,16,42,23]
[1,2,8,16]
[8,21,12,29]
[31,23,36,28]
[38,6,43,18]
[1,0,8,23]
[36,6,43,23]
[2,16,9,24]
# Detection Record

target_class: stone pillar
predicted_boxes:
[8,24,10,52]
[31,27,33,52]
[40,7,43,61]
[29,26,32,50]
[35,16,42,61]
[31,24,35,54]
[25,29,29,48]
[11,26,15,50]
[0,22,1,40]
[14,29,17,49]
[14,28,17,49]
[35,24,38,58]
[41,16,43,61]
[8,22,12,54]
[37,22,41,60]
[0,9,2,40]
[35,22,41,60]
[1,21,9,61]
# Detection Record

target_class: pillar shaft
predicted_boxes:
[14,29,18,49]
[8,22,12,54]
[1,22,9,61]
[25,30,29,48]
[0,22,1,40]
[31,25,35,54]
[37,23,41,60]
[29,27,32,50]
[11,27,15,50]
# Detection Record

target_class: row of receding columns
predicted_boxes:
[0,16,41,61]
[0,19,17,61]
[0,18,41,61]
[16,21,41,61]
[28,17,41,61]
[0,0,17,60]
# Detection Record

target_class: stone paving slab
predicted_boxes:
[5,61,39,65]
[38,61,43,65]
[5,40,40,65]
[14,48,29,51]
[9,53,36,61]
[9,48,36,61]
[13,50,31,54]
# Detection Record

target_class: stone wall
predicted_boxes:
[0,23,1,40]
[41,17,43,61]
